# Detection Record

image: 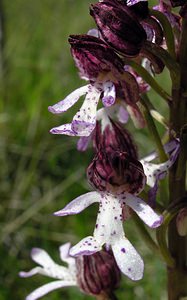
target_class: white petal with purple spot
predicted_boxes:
[72,86,101,136]
[70,236,102,256]
[50,123,77,136]
[25,280,76,300]
[112,238,144,281]
[120,193,163,228]
[94,193,124,245]
[48,85,89,114]
[102,81,116,107]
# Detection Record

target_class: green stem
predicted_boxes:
[96,292,118,300]
[133,214,161,258]
[126,59,171,102]
[141,94,168,162]
[176,125,187,180]
[156,210,176,268]
[150,9,176,59]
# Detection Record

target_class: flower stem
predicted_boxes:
[96,292,118,300]
[140,94,168,162]
[167,16,187,300]
[156,210,176,268]
[126,59,171,102]
[133,214,161,258]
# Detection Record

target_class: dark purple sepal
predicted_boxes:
[69,35,124,80]
[127,1,149,20]
[119,71,140,105]
[87,148,145,194]
[170,0,186,7]
[94,120,138,157]
[90,2,147,57]
[76,250,121,296]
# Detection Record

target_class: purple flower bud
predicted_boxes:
[94,120,138,158]
[87,149,145,194]
[76,250,121,296]
[88,121,146,194]
[68,34,124,80]
[90,1,147,57]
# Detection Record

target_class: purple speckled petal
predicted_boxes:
[70,236,102,256]
[141,139,179,163]
[120,193,163,228]
[141,141,180,188]
[72,86,101,136]
[112,238,144,281]
[48,85,89,114]
[102,81,116,107]
[25,280,76,300]
[54,192,101,216]
[50,123,77,136]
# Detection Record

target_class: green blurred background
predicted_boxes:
[0,0,170,299]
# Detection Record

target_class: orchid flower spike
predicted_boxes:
[20,243,121,300]
[48,34,142,137]
[140,139,180,205]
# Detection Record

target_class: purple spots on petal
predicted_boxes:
[121,248,126,253]
[102,96,115,107]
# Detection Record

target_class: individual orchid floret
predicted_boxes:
[54,117,163,281]
[20,243,121,300]
[54,190,163,281]
[140,139,180,205]
[90,0,147,57]
[19,243,77,300]
[48,35,140,137]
